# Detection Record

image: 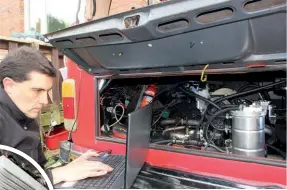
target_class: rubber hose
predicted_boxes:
[206,107,239,131]
[204,81,285,126]
[202,81,285,141]
[215,80,285,104]
[208,144,226,153]
[92,0,96,17]
[238,84,271,100]
[160,119,199,126]
[179,87,221,110]
[207,104,239,117]
[267,144,286,160]
[266,125,276,145]
[264,126,273,136]
[204,107,239,144]
[153,81,190,100]
[153,140,175,144]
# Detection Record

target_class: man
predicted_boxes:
[0,46,113,185]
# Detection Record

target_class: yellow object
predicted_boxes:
[61,79,77,131]
[201,64,209,82]
[62,79,76,98]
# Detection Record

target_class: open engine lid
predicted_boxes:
[45,0,286,75]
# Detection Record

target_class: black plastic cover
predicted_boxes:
[45,0,286,75]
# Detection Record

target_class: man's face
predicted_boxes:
[4,71,54,119]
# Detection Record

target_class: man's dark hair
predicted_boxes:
[0,46,56,87]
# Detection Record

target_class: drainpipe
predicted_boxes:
[24,0,30,32]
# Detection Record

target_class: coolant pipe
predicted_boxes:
[264,126,273,136]
[207,144,226,153]
[153,140,203,145]
[160,119,199,126]
[214,80,286,103]
[153,140,227,153]
[265,125,276,145]
[162,126,196,137]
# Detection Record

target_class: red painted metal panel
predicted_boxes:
[146,149,287,187]
[62,97,75,119]
[66,58,287,188]
[67,58,97,149]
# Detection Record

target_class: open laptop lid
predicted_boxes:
[124,103,152,189]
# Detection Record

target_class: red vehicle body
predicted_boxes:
[65,58,286,187]
[46,0,287,188]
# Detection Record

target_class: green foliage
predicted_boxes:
[47,14,68,33]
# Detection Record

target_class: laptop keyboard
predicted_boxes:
[74,155,125,189]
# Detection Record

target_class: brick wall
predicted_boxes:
[109,0,147,15]
[0,0,24,37]
[109,0,163,16]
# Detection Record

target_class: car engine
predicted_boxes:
[99,72,286,160]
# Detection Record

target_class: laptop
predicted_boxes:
[0,156,47,190]
[55,103,152,189]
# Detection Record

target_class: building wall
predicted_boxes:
[0,0,163,37]
[0,0,24,37]
[109,0,161,15]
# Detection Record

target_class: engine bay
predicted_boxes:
[98,71,286,161]
[0,150,48,188]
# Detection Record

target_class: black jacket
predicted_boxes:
[0,88,53,183]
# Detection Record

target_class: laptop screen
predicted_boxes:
[124,103,152,189]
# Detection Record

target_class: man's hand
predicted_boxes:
[71,150,100,163]
[51,150,113,184]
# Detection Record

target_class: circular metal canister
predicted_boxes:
[231,106,266,157]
